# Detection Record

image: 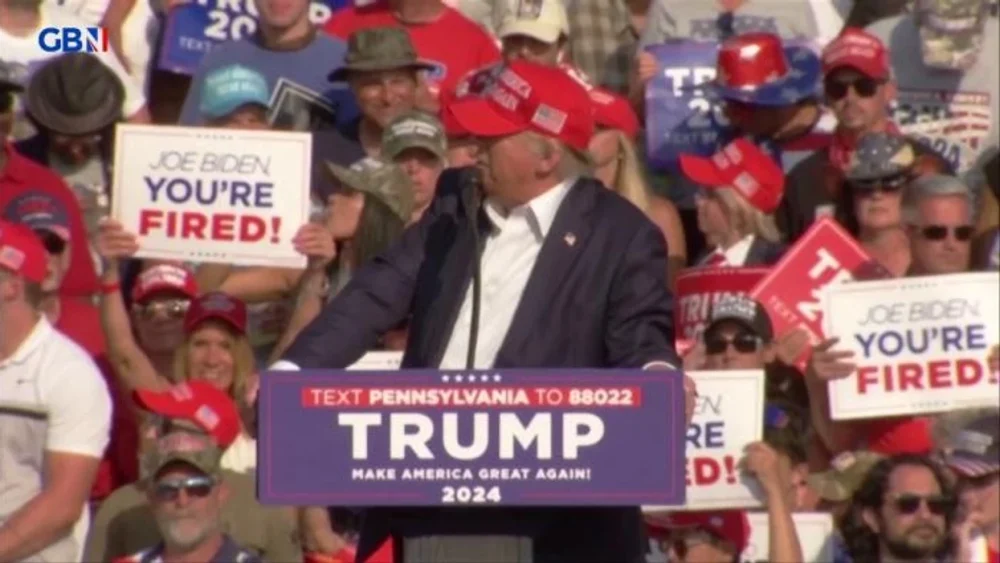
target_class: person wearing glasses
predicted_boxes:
[109,381,265,563]
[840,132,921,277]
[779,27,952,244]
[839,454,958,563]
[902,174,978,276]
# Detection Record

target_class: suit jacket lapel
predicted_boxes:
[422,210,487,368]
[495,180,595,364]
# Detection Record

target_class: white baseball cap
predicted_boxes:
[498,0,569,44]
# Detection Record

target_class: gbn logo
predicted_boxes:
[37,27,109,53]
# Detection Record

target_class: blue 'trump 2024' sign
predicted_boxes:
[158,0,351,74]
[257,369,687,507]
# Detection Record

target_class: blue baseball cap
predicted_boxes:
[199,64,271,120]
[2,192,71,241]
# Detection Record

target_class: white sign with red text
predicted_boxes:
[112,124,311,268]
[825,273,1000,420]
[643,370,765,510]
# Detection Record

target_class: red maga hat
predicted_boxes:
[706,32,821,107]
[444,60,594,152]
[590,87,640,139]
[133,380,241,448]
[822,27,891,80]
[0,220,48,283]
[680,138,785,214]
[649,510,751,555]
[183,291,248,335]
[132,264,198,303]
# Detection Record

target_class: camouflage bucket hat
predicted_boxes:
[325,157,415,222]
[807,450,886,502]
[916,0,989,70]
[382,110,447,162]
[328,27,436,82]
[845,132,917,182]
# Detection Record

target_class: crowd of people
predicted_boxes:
[0,0,998,561]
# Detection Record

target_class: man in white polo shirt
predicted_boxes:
[0,220,112,561]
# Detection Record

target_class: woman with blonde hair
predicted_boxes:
[679,139,786,267]
[93,216,333,472]
[588,88,687,287]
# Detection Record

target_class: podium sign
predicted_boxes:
[257,369,687,506]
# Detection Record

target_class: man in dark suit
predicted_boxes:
[273,60,692,563]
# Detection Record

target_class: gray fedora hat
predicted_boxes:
[25,53,125,135]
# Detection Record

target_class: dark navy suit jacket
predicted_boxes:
[282,169,680,563]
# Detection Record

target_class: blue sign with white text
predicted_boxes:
[257,369,688,507]
[157,0,351,75]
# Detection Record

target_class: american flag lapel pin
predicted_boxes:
[564,232,577,247]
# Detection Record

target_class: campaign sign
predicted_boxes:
[348,351,403,371]
[644,512,834,563]
[642,370,765,511]
[643,40,816,171]
[157,0,350,74]
[891,88,992,173]
[257,369,688,506]
[675,267,769,356]
[825,273,1000,420]
[112,124,311,268]
[750,218,890,367]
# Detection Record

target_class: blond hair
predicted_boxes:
[713,188,782,243]
[607,131,652,214]
[171,322,256,407]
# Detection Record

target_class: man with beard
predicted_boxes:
[113,382,262,563]
[842,454,958,563]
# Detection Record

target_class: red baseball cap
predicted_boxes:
[134,380,241,448]
[132,264,198,303]
[865,417,934,456]
[650,510,751,555]
[679,139,785,214]
[590,87,640,139]
[0,220,48,283]
[822,27,890,80]
[444,60,594,152]
[183,291,247,335]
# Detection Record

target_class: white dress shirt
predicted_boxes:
[706,234,756,267]
[271,177,675,372]
[439,179,575,369]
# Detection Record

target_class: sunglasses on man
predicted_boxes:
[851,173,909,196]
[153,475,217,502]
[133,299,191,319]
[825,76,885,101]
[887,493,955,516]
[33,229,66,255]
[918,225,975,242]
[704,332,761,355]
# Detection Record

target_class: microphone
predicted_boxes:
[460,167,484,370]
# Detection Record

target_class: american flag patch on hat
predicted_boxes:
[531,104,567,134]
[195,405,220,430]
[0,246,25,270]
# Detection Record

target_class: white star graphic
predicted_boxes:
[493,374,502,382]
[442,375,451,383]
[455,375,464,383]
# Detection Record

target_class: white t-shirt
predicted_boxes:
[0,7,146,138]
[45,0,110,26]
[0,317,112,561]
